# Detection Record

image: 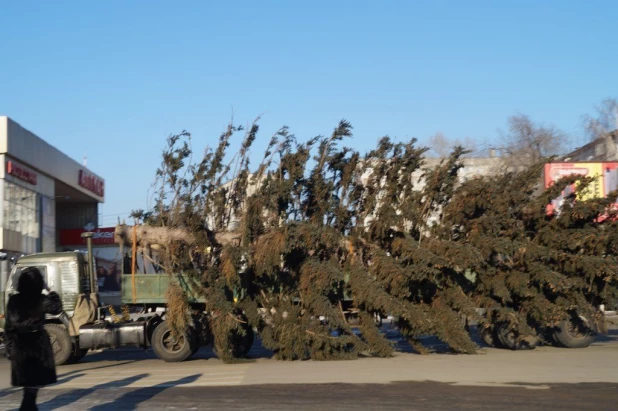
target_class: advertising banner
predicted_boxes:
[58,226,121,296]
[544,162,618,214]
[58,227,115,246]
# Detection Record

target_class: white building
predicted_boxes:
[0,116,105,261]
[359,156,509,228]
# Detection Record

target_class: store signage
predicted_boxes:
[79,170,104,197]
[59,227,116,246]
[6,160,37,185]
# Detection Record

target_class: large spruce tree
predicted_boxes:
[123,119,618,361]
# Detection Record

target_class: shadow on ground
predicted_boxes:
[0,372,87,401]
[89,374,201,410]
[1,373,202,411]
[56,360,143,378]
[594,329,618,343]
[36,374,150,410]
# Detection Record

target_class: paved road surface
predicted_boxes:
[0,328,615,409]
[0,381,617,410]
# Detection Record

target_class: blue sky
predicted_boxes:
[1,1,617,226]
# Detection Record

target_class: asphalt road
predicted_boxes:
[0,328,616,410]
[0,381,617,410]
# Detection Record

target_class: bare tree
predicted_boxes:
[427,132,451,158]
[582,98,618,141]
[499,113,565,165]
[457,136,478,156]
[427,132,477,158]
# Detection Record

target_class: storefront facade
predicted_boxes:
[0,116,105,286]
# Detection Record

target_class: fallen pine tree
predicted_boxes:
[120,119,618,361]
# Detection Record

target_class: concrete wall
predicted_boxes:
[0,117,7,153]
[411,157,507,190]
[359,156,512,230]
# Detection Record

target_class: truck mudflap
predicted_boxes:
[79,321,146,350]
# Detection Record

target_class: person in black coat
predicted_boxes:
[5,267,63,411]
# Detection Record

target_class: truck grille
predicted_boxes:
[59,261,79,312]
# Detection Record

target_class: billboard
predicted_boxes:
[544,162,618,214]
[58,226,121,295]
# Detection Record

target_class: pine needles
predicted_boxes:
[131,118,618,360]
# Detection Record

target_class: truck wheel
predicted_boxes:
[216,323,255,358]
[214,322,255,359]
[496,324,536,350]
[496,323,518,350]
[190,328,201,357]
[478,325,503,348]
[68,345,88,364]
[553,314,596,348]
[45,324,73,366]
[151,322,194,362]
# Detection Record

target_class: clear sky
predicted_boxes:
[1,1,617,227]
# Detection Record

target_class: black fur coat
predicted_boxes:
[5,291,63,387]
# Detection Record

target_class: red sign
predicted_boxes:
[79,170,104,197]
[6,160,37,185]
[59,227,116,246]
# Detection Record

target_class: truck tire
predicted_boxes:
[190,328,201,357]
[553,314,596,349]
[45,324,73,366]
[214,322,254,359]
[496,324,536,350]
[68,345,88,364]
[496,323,518,350]
[478,325,503,348]
[151,321,194,362]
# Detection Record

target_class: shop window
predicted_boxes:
[3,181,40,246]
[41,196,56,252]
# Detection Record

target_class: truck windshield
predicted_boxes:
[7,265,49,292]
